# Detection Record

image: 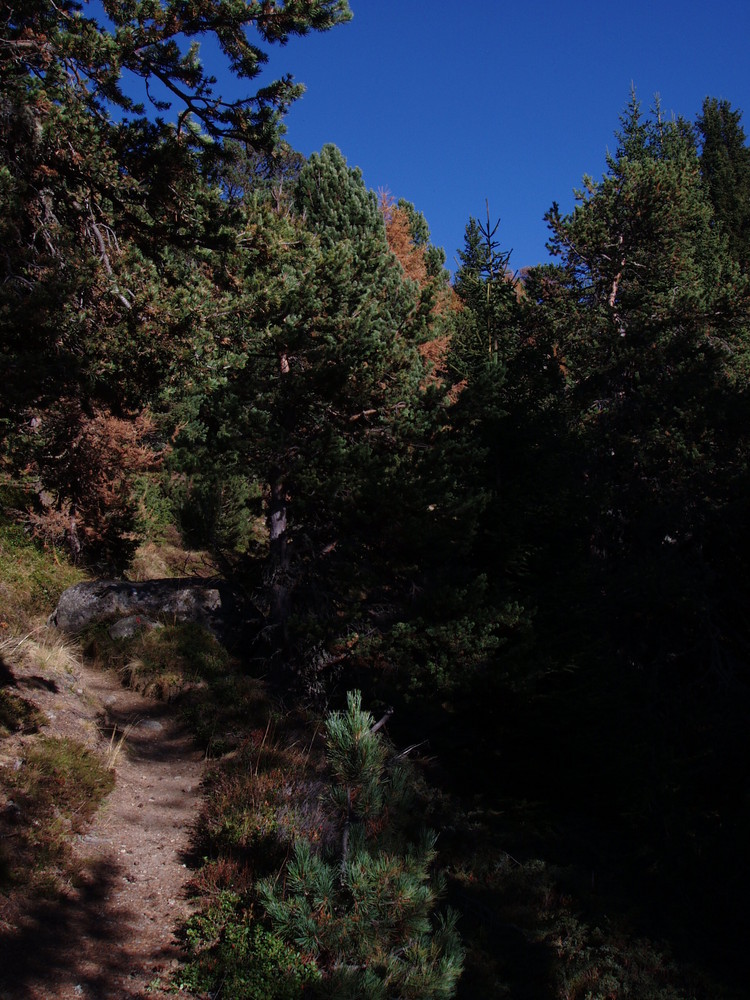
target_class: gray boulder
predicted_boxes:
[48,578,235,637]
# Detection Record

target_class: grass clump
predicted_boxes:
[181,674,273,757]
[2,628,81,678]
[86,617,273,757]
[0,689,46,735]
[84,620,231,701]
[196,731,322,870]
[0,736,114,892]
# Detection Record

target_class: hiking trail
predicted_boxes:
[1,641,205,1000]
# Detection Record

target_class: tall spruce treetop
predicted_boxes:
[451,208,518,379]
[525,93,750,674]
[697,96,750,269]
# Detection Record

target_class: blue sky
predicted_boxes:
[93,1,750,273]
[266,1,750,272]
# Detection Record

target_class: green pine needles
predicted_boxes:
[258,691,464,999]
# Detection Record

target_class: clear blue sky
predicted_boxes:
[93,1,750,273]
[266,0,750,272]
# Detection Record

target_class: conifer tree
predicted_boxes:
[0,0,352,564]
[451,207,518,378]
[533,93,750,584]
[697,97,750,269]
[176,145,431,681]
[259,691,464,999]
[517,95,750,926]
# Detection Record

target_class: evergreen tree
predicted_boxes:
[176,145,431,683]
[451,207,518,378]
[0,0,352,565]
[697,96,750,269]
[516,95,750,950]
[259,691,464,999]
[371,210,548,709]
[534,93,750,587]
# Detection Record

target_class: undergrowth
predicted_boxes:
[174,892,320,1000]
[83,620,232,702]
[168,711,330,999]
[0,470,737,998]
[0,483,86,632]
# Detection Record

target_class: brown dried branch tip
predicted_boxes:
[26,402,166,569]
[379,191,460,395]
[380,190,429,287]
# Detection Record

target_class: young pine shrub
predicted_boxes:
[258,691,464,1000]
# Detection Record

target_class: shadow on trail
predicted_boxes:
[98,698,201,767]
[0,857,175,999]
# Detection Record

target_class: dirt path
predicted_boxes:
[1,643,205,1000]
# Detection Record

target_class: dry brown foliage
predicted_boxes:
[27,402,165,569]
[380,191,430,288]
[379,192,461,397]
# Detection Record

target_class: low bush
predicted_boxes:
[175,891,320,1000]
[0,483,86,632]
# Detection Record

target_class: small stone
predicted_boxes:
[109,615,162,640]
[136,719,164,732]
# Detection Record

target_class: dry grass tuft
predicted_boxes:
[127,535,220,582]
[1,627,81,677]
[102,721,136,769]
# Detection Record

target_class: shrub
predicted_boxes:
[176,891,320,1000]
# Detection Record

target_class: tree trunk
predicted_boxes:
[267,472,290,646]
[266,349,292,652]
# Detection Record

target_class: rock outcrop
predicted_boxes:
[48,578,238,638]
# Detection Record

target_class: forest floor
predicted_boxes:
[0,633,205,1000]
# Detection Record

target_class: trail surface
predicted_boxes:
[0,642,204,999]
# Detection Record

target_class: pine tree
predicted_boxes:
[516,95,750,935]
[259,691,464,999]
[534,93,750,581]
[0,0,352,565]
[175,145,432,682]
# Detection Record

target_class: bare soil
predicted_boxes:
[0,642,205,999]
